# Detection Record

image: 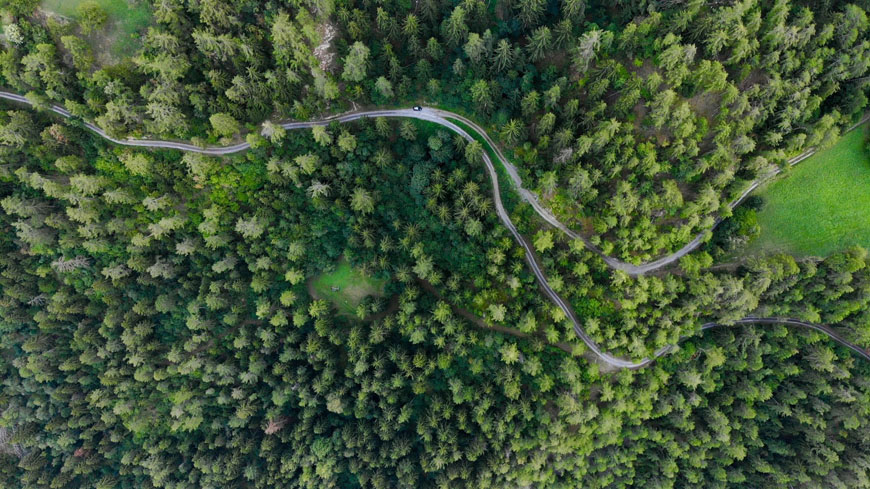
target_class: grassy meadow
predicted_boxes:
[747,124,870,257]
[310,260,386,315]
[41,0,151,61]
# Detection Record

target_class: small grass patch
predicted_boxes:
[41,0,152,62]
[310,260,386,315]
[746,124,870,257]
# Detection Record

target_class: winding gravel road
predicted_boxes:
[2,90,868,369]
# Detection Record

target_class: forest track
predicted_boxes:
[700,318,870,363]
[4,90,864,274]
[2,90,868,369]
[438,110,870,275]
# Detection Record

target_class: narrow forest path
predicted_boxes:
[2,90,868,369]
[439,109,870,274]
[6,90,864,275]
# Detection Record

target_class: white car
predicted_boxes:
[413,106,423,111]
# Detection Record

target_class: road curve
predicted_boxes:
[2,91,869,368]
[440,110,870,274]
[4,90,864,274]
[702,318,870,362]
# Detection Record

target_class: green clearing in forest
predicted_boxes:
[41,0,152,61]
[310,260,386,315]
[747,124,870,257]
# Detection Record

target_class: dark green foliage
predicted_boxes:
[2,0,870,487]
[3,0,868,259]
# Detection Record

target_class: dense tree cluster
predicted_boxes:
[1,0,870,487]
[0,109,579,488]
[527,207,870,359]
[2,0,869,259]
[0,97,869,488]
[596,327,870,488]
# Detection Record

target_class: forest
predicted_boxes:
[1,0,870,487]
